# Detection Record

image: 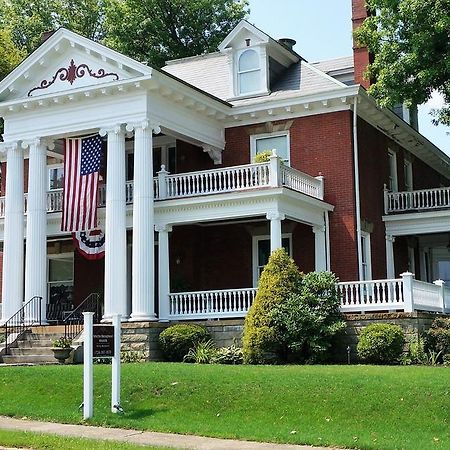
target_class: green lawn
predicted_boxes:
[0,429,171,449]
[0,364,448,450]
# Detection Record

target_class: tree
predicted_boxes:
[0,27,25,81]
[103,0,249,67]
[354,0,450,126]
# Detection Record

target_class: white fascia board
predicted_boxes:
[218,20,269,51]
[383,210,450,236]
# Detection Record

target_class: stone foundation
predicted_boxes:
[121,313,445,362]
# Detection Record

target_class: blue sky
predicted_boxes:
[247,0,449,155]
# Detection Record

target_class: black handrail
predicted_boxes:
[64,293,102,341]
[3,296,43,355]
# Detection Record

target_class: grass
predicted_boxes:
[0,363,449,449]
[0,429,172,449]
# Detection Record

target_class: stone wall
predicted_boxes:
[120,320,244,361]
[121,313,445,362]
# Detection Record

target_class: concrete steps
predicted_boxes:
[1,328,66,365]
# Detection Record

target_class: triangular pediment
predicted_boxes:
[0,28,151,102]
[218,20,269,52]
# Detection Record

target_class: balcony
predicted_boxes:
[385,186,450,214]
[0,162,324,218]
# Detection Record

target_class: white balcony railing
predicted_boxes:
[385,186,450,214]
[0,161,325,219]
[169,288,257,320]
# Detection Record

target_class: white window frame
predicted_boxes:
[388,149,398,192]
[250,131,290,166]
[252,233,292,287]
[361,231,372,281]
[236,48,261,96]
[47,163,64,191]
[404,158,413,191]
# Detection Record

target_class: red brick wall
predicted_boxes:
[0,160,29,196]
[176,140,215,173]
[224,111,358,281]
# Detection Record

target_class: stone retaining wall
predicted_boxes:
[121,313,445,362]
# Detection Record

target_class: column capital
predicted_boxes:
[99,124,124,137]
[386,234,396,243]
[125,120,161,134]
[21,138,55,151]
[266,211,285,221]
[155,223,172,233]
[0,141,19,153]
[312,225,326,234]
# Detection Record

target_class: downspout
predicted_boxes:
[353,96,363,280]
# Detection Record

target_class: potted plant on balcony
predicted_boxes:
[51,337,73,364]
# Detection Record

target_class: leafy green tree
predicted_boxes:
[354,0,450,126]
[104,0,249,67]
[0,27,25,80]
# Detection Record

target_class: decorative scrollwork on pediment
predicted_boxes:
[27,59,119,96]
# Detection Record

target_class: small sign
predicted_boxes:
[93,325,114,357]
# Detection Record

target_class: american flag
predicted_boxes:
[61,135,103,232]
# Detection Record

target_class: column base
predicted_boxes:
[128,313,158,322]
[158,318,170,323]
[101,314,129,323]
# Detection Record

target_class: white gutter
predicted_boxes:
[353,97,363,280]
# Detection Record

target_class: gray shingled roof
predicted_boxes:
[312,56,354,73]
[163,53,351,105]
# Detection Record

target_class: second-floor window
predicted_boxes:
[388,149,398,192]
[48,165,64,190]
[251,132,290,165]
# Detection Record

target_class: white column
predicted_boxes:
[128,120,157,321]
[24,138,49,323]
[156,224,172,322]
[313,225,327,272]
[101,125,127,321]
[1,143,24,323]
[267,212,284,253]
[386,234,396,278]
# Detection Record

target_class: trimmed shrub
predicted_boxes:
[357,323,405,364]
[159,324,210,362]
[243,248,302,364]
[270,271,346,363]
[212,345,243,365]
[425,317,450,359]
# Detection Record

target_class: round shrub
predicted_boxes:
[357,323,405,364]
[425,317,450,357]
[158,324,210,362]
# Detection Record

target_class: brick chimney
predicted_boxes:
[352,0,373,88]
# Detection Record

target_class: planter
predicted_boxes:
[51,347,72,364]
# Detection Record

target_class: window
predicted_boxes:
[251,132,290,165]
[125,145,176,181]
[361,232,372,281]
[48,165,64,190]
[252,234,292,286]
[388,149,398,192]
[238,49,260,95]
[47,254,74,321]
[404,159,413,191]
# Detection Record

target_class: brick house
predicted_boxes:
[0,0,450,327]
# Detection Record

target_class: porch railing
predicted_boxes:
[2,296,43,355]
[0,162,325,219]
[64,293,102,341]
[385,186,450,214]
[169,288,257,320]
[337,273,450,313]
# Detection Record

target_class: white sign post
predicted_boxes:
[83,312,94,420]
[111,314,121,413]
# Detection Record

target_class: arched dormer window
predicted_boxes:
[238,49,260,95]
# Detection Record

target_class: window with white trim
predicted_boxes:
[251,132,290,165]
[404,158,413,191]
[252,234,292,286]
[361,232,372,281]
[388,149,398,192]
[238,49,261,95]
[48,164,64,190]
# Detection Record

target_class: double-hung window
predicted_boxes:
[48,164,64,190]
[251,132,290,165]
[237,49,261,95]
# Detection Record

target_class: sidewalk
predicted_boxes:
[0,416,344,450]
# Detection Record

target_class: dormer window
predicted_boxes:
[238,49,260,95]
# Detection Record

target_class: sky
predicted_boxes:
[247,0,449,155]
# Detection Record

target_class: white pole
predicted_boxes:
[83,312,94,420]
[112,314,121,413]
